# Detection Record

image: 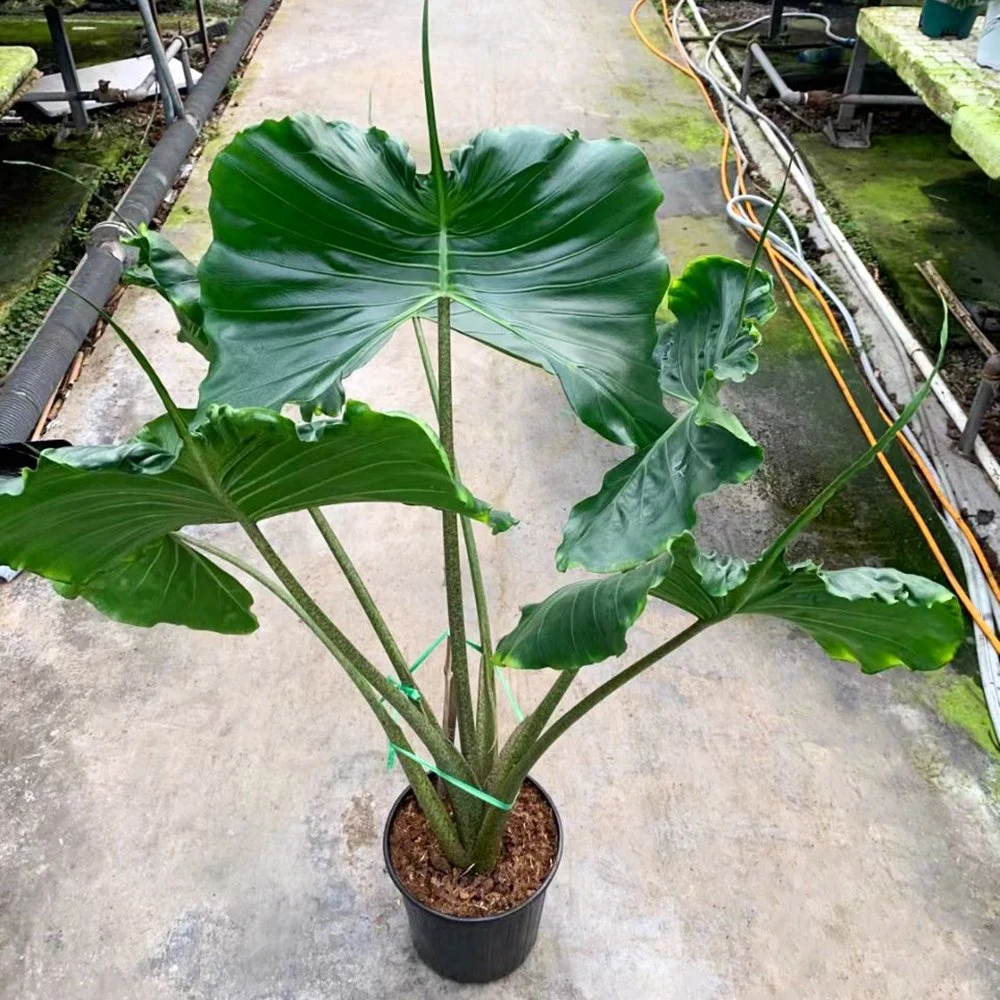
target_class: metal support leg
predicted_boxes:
[43,4,88,131]
[837,39,868,129]
[768,0,785,40]
[824,39,873,148]
[740,46,754,99]
[195,0,212,62]
[960,356,1000,456]
[136,0,184,123]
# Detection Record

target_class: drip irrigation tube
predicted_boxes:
[0,0,276,444]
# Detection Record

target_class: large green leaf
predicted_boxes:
[124,228,209,358]
[556,397,760,573]
[494,554,672,670]
[0,402,510,631]
[651,535,963,673]
[499,532,962,673]
[197,116,670,448]
[557,257,772,573]
[53,535,257,634]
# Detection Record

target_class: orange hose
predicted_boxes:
[630,0,1000,653]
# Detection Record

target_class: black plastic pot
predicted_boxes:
[383,778,563,983]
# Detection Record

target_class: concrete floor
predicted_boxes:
[3,1,1000,997]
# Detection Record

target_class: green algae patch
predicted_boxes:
[624,104,719,154]
[798,132,1000,350]
[0,15,140,71]
[923,671,1000,762]
[0,121,147,376]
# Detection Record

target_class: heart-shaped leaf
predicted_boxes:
[53,535,257,633]
[0,402,510,632]
[197,116,671,447]
[557,397,761,573]
[656,254,775,403]
[650,535,963,673]
[499,532,962,674]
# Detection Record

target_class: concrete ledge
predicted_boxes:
[0,46,37,112]
[858,6,1000,177]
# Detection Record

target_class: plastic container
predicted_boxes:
[920,0,979,39]
[977,0,1000,68]
[383,778,563,983]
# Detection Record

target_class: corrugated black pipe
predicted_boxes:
[0,0,275,442]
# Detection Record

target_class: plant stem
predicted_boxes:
[435,297,479,772]
[414,317,438,408]
[308,508,434,722]
[350,667,471,867]
[471,670,577,872]
[415,317,498,773]
[487,670,577,791]
[472,622,707,872]
[180,533,469,864]
[237,519,479,791]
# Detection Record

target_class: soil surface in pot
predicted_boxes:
[388,783,558,918]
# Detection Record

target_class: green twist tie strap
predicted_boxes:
[382,629,525,768]
[464,637,524,722]
[385,676,421,702]
[389,744,513,811]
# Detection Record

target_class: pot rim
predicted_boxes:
[382,775,564,925]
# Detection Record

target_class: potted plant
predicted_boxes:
[920,0,981,40]
[0,4,963,985]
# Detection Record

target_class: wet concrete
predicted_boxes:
[2,0,1000,997]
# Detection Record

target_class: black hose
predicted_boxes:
[0,0,275,442]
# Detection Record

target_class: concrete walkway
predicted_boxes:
[3,1,1000,997]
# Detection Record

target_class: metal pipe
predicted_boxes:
[837,92,922,106]
[0,0,276,444]
[126,36,185,102]
[748,41,923,107]
[178,42,195,93]
[136,0,183,123]
[22,39,189,107]
[749,41,799,102]
[960,356,1000,456]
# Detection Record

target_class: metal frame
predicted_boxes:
[33,1,188,130]
[43,4,88,130]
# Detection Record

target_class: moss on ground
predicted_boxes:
[623,104,719,155]
[923,671,1000,762]
[798,131,1000,350]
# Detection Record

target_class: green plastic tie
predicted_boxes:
[389,744,513,811]
[385,675,421,703]
[382,629,525,768]
[382,630,448,770]
[494,666,525,722]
